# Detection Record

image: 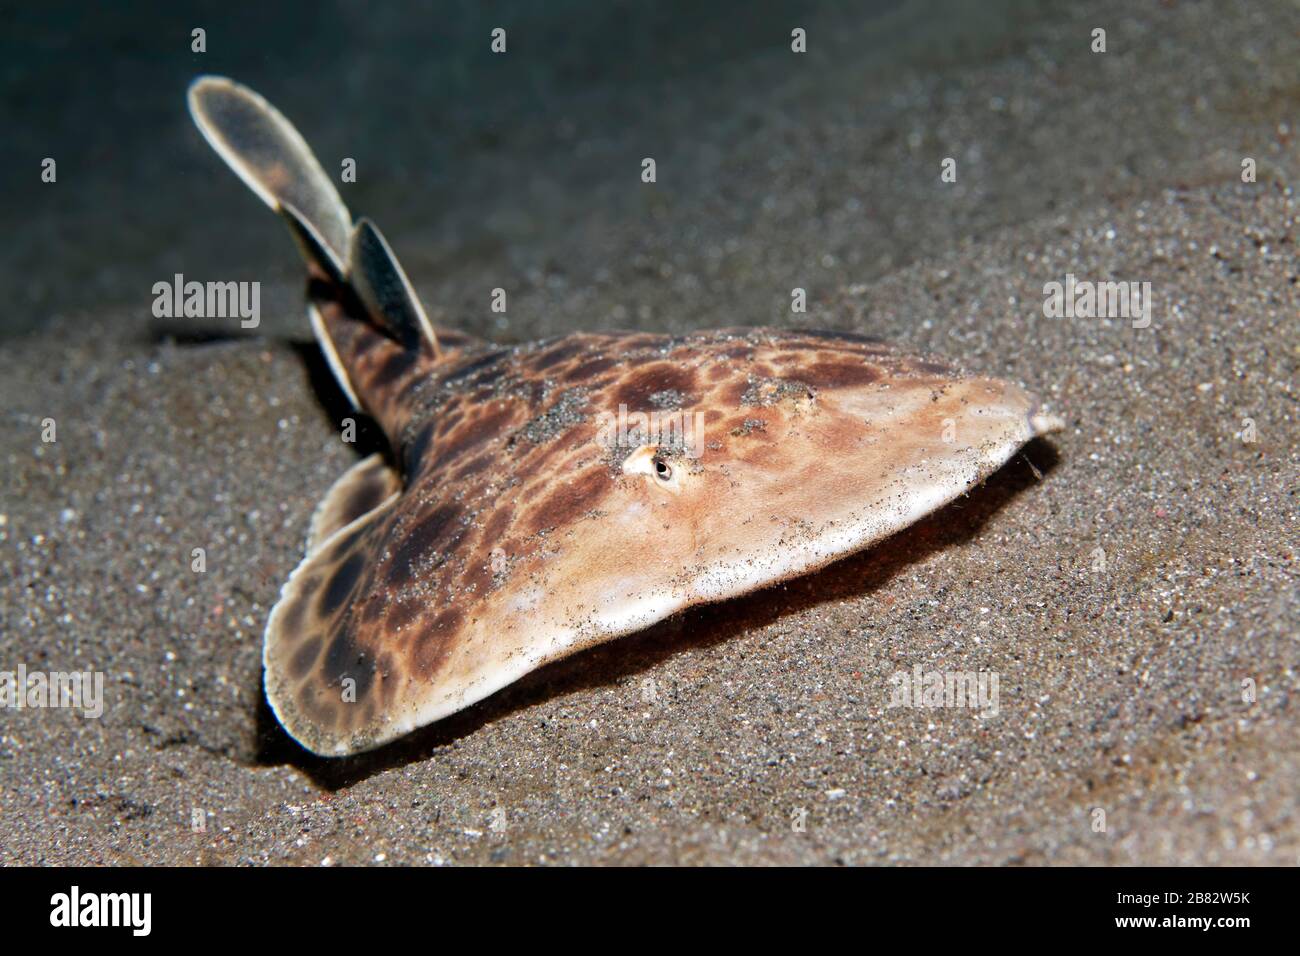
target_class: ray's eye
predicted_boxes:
[621,445,681,492]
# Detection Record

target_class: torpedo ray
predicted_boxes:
[188,76,1063,756]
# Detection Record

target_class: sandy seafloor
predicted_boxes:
[1,1,1297,864]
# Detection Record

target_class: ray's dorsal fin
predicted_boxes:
[187,75,444,403]
[188,76,352,263]
[348,219,442,359]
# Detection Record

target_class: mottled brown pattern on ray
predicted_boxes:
[262,320,1052,754]
[261,310,1055,759]
[265,500,397,746]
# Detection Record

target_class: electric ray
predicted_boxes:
[188,76,1063,756]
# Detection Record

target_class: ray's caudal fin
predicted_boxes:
[186,75,442,417]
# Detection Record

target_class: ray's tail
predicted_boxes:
[187,75,445,418]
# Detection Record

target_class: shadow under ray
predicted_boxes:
[149,324,393,461]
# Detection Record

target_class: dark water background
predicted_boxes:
[0,0,1068,337]
[1,1,1292,340]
